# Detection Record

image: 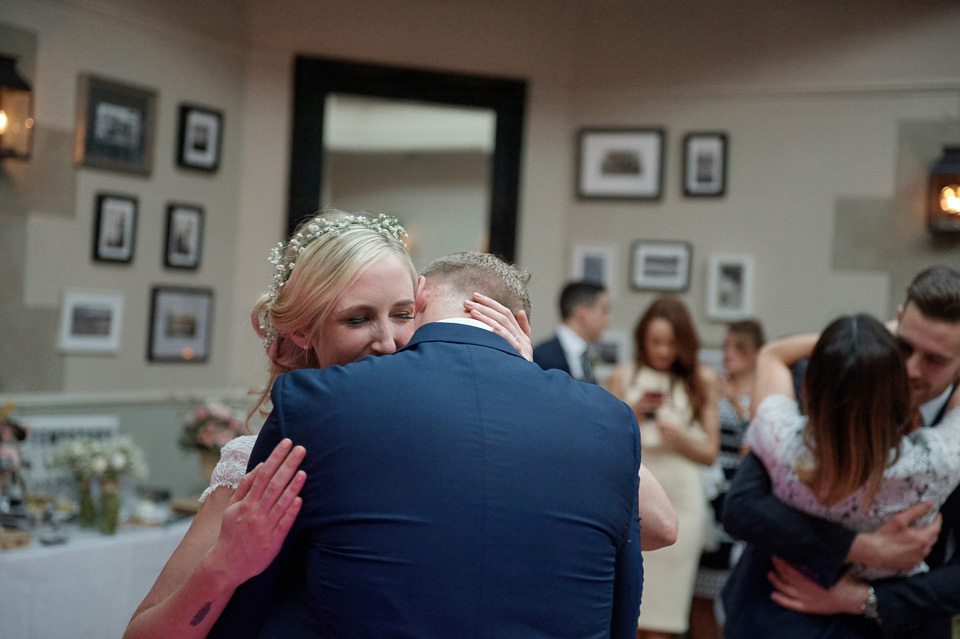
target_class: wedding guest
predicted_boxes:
[723,311,960,638]
[722,266,960,638]
[124,212,533,639]
[533,280,610,383]
[608,295,720,639]
[689,320,765,639]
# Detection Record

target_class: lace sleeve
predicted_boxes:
[745,394,801,463]
[198,435,258,502]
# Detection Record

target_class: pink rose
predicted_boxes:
[215,428,234,447]
[0,444,20,470]
[198,423,216,447]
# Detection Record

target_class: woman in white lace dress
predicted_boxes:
[124,212,533,639]
[742,314,960,630]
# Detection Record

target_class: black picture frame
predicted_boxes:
[148,286,213,363]
[164,203,204,270]
[577,128,665,200]
[176,103,223,172]
[683,132,728,197]
[73,74,157,176]
[92,193,137,263]
[629,240,692,292]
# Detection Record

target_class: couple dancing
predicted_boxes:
[723,266,960,638]
[125,211,676,639]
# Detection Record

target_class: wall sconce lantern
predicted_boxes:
[929,146,960,233]
[0,55,33,160]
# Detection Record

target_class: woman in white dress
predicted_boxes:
[124,211,533,639]
[608,295,720,639]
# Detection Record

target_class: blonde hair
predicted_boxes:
[420,251,532,317]
[249,211,416,419]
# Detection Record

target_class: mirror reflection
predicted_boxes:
[322,94,496,269]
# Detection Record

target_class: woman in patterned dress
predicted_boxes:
[689,320,765,639]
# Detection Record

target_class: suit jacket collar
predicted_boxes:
[402,321,526,359]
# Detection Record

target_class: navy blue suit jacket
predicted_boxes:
[532,334,572,375]
[210,323,643,639]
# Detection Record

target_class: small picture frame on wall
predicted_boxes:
[683,132,727,197]
[93,193,137,263]
[577,128,665,200]
[148,286,214,363]
[571,243,617,293]
[58,289,124,354]
[706,254,755,320]
[630,240,692,292]
[177,104,223,172]
[73,74,157,176]
[164,203,204,269]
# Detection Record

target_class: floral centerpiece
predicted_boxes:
[179,401,245,453]
[180,401,246,484]
[48,436,149,533]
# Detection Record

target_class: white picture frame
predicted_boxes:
[571,243,617,293]
[58,289,124,354]
[706,254,755,320]
[630,240,692,292]
[592,329,629,384]
[577,128,665,200]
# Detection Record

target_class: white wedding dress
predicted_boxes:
[199,435,257,502]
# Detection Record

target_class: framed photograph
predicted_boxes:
[683,132,727,197]
[571,243,617,292]
[177,104,223,172]
[58,289,124,354]
[706,254,755,320]
[630,240,692,292]
[93,193,137,263]
[592,330,629,384]
[148,286,214,363]
[164,203,204,269]
[73,74,157,175]
[577,128,665,200]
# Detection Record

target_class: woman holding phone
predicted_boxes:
[608,295,720,639]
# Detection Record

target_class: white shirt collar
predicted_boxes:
[435,317,494,331]
[556,324,589,378]
[920,383,954,427]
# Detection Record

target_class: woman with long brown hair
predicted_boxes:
[727,313,960,637]
[608,295,720,639]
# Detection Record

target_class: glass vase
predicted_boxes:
[77,477,97,528]
[98,479,120,535]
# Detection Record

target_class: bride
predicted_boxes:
[124,211,533,639]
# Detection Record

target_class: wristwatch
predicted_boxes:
[860,585,880,621]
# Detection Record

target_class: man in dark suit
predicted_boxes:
[533,280,610,383]
[722,265,960,638]
[210,253,644,639]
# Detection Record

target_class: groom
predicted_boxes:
[209,252,643,638]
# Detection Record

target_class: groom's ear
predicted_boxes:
[414,276,428,314]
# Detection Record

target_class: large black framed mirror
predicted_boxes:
[288,56,526,261]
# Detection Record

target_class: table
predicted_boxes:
[0,518,192,639]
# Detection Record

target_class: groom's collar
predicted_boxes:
[402,321,523,358]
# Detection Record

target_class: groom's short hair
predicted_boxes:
[421,252,532,317]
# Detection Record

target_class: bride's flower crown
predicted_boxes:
[258,213,408,348]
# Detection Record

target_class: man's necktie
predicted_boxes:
[579,350,596,384]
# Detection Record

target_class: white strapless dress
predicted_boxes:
[198,435,257,502]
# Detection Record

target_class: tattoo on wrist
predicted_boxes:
[190,601,214,626]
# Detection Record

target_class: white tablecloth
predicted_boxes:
[0,518,192,639]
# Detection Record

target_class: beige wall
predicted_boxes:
[2,0,960,485]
